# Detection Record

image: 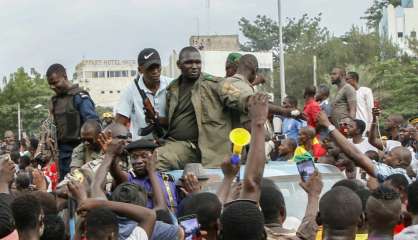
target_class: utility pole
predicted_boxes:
[313,55,317,87]
[278,0,286,103]
[17,102,21,141]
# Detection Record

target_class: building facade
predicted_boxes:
[379,0,418,55]
[74,60,137,107]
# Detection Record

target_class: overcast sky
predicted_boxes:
[0,0,373,79]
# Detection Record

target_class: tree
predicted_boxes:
[368,58,418,118]
[239,14,330,104]
[362,0,401,31]
[0,68,52,136]
[239,14,330,62]
[407,37,418,57]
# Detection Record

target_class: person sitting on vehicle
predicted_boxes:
[109,139,179,212]
[70,120,103,171]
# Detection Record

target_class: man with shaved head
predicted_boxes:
[70,120,103,171]
[157,48,269,170]
[329,67,357,125]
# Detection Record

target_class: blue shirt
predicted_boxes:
[282,118,307,143]
[373,161,412,183]
[128,171,179,212]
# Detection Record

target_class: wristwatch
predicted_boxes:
[327,124,336,133]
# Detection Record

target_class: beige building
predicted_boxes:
[74,60,137,107]
[190,34,240,51]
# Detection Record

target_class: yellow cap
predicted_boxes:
[229,128,251,155]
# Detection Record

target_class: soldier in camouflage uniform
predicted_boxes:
[156,47,256,171]
[70,120,103,171]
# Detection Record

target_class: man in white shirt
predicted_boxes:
[346,71,374,134]
[347,118,379,154]
[116,48,173,140]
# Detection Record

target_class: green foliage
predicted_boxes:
[238,13,415,117]
[368,59,418,118]
[407,37,418,57]
[362,0,401,31]
[0,68,52,136]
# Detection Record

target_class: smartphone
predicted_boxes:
[178,215,201,240]
[296,159,315,182]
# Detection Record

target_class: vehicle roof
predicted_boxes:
[167,161,343,181]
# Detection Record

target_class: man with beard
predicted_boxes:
[1,130,18,154]
[109,139,179,212]
[70,120,103,171]
[329,67,356,126]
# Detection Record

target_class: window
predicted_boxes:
[398,32,403,38]
[92,71,98,78]
[101,91,105,94]
[121,70,128,77]
[411,31,417,38]
[115,71,121,77]
[131,70,137,76]
[109,90,113,94]
[84,71,93,78]
[108,71,115,78]
[117,90,121,93]
[98,71,106,78]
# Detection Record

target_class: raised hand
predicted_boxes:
[98,130,124,156]
[299,170,323,197]
[32,169,47,191]
[180,173,201,195]
[221,158,240,180]
[67,180,88,202]
[145,151,157,174]
[316,111,332,128]
[372,107,380,122]
[97,130,113,153]
[248,93,269,126]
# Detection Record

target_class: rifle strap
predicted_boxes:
[134,76,147,100]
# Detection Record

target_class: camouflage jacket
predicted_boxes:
[70,143,103,168]
[165,73,253,167]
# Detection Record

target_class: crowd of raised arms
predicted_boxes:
[0,46,417,240]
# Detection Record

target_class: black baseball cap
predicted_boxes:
[125,139,159,152]
[137,48,161,69]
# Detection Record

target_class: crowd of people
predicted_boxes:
[0,46,417,240]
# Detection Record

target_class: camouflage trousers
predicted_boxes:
[156,140,201,171]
